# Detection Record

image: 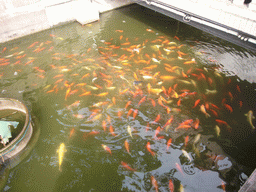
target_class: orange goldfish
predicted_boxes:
[224,104,233,113]
[154,126,161,140]
[193,118,200,129]
[221,181,226,191]
[102,144,112,155]
[109,125,117,136]
[193,99,200,108]
[117,110,122,119]
[175,163,184,176]
[169,179,174,192]
[151,176,158,192]
[69,128,75,138]
[175,125,191,131]
[163,116,174,129]
[133,109,138,120]
[65,88,71,100]
[112,97,116,105]
[177,98,181,106]
[102,120,107,131]
[148,98,156,107]
[96,92,108,97]
[184,136,189,147]
[167,138,172,150]
[160,76,176,81]
[124,139,130,154]
[153,114,161,124]
[127,108,133,118]
[146,142,156,156]
[79,91,91,97]
[121,161,136,172]
[138,96,146,106]
[184,59,196,64]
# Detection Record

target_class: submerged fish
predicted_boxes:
[215,125,220,137]
[127,125,133,138]
[57,143,67,171]
[205,89,217,95]
[245,110,255,129]
[182,149,192,162]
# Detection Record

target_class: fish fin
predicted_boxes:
[206,113,211,118]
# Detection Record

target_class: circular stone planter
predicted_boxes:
[0,98,33,167]
[0,98,41,190]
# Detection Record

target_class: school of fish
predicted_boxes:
[0,27,255,192]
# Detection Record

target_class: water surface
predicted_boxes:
[0,4,256,192]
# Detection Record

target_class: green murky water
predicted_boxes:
[0,4,256,192]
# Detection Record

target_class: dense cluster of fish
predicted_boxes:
[0,28,255,191]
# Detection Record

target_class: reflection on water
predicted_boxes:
[0,4,255,192]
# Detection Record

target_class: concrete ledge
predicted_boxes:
[239,169,256,192]
[0,0,136,43]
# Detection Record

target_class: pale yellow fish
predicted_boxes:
[120,75,131,85]
[245,110,255,129]
[168,42,177,45]
[182,149,191,162]
[112,66,123,69]
[87,85,99,90]
[191,79,197,88]
[150,88,163,95]
[106,86,116,90]
[28,57,37,60]
[163,48,174,53]
[214,70,222,78]
[180,183,184,192]
[151,45,162,51]
[107,103,113,109]
[61,68,71,72]
[5,55,13,58]
[215,125,220,137]
[89,114,102,121]
[170,91,179,98]
[157,81,163,85]
[179,80,191,84]
[127,125,133,138]
[17,51,25,55]
[57,143,67,171]
[82,66,91,70]
[43,85,52,90]
[193,134,201,145]
[152,58,161,64]
[205,89,217,95]
[200,105,210,118]
[143,75,153,80]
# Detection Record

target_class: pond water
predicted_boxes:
[0,4,256,192]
